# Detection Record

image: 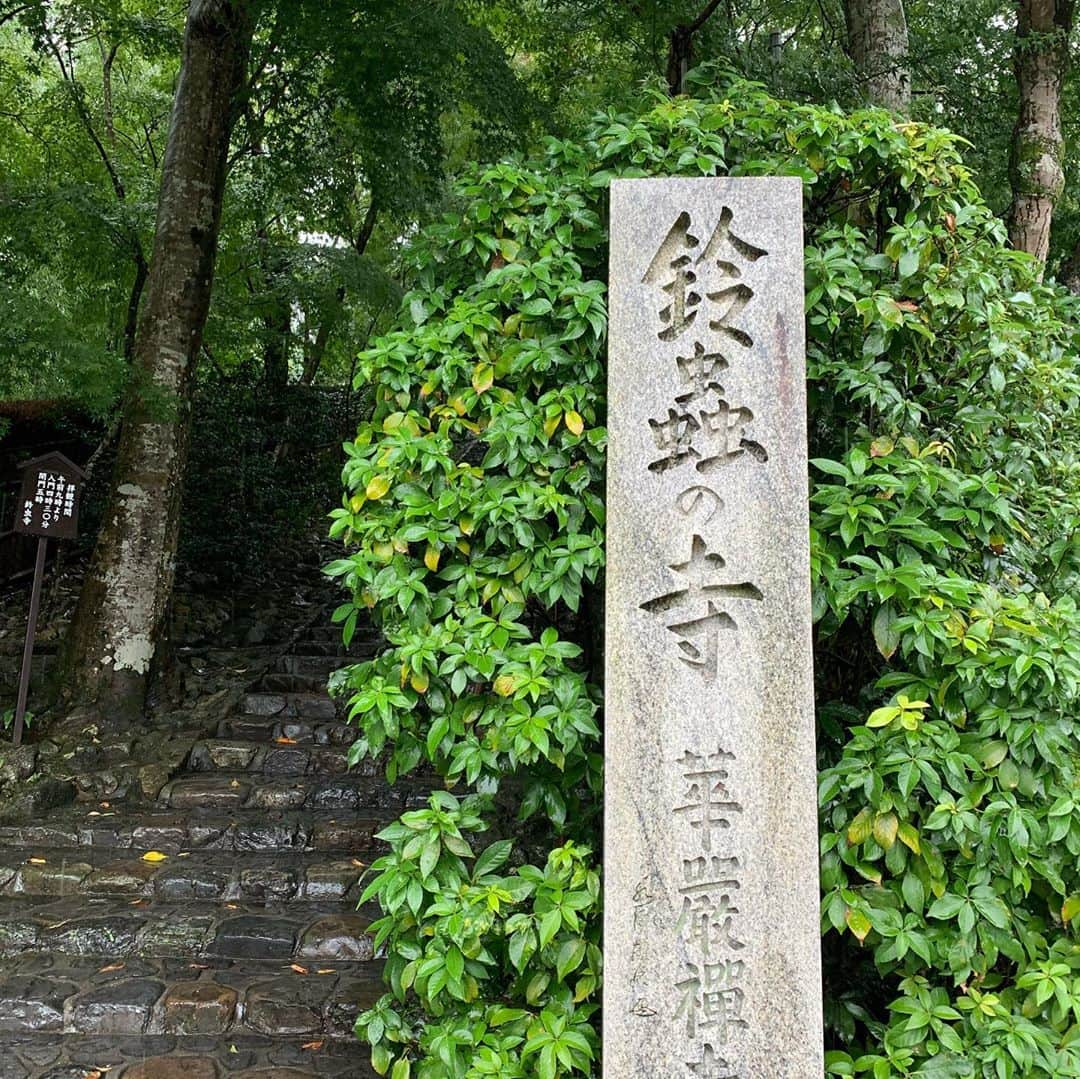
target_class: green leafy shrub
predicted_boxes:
[331,67,1080,1078]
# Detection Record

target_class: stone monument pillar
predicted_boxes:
[604,177,823,1077]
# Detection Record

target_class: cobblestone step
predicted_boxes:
[0,1031,378,1077]
[0,588,393,1074]
[0,849,376,904]
[158,772,407,813]
[186,740,365,778]
[216,715,354,746]
[275,655,351,678]
[0,808,385,855]
[0,953,382,1039]
[239,692,340,721]
[257,672,339,694]
[0,896,376,963]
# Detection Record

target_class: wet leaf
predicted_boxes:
[366,474,392,500]
[472,363,494,393]
[1063,894,1080,923]
[845,907,872,943]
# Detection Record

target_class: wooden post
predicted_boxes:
[13,537,47,748]
[10,451,86,744]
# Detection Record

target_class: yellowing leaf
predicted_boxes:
[543,414,561,438]
[897,821,921,854]
[142,851,168,863]
[873,812,898,850]
[866,705,899,728]
[1063,894,1080,924]
[565,410,584,436]
[349,495,365,514]
[410,670,430,694]
[870,436,895,458]
[493,674,520,697]
[847,807,873,845]
[459,517,474,536]
[845,907,872,943]
[424,546,440,572]
[366,474,392,500]
[472,364,494,393]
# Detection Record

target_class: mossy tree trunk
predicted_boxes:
[843,0,911,112]
[1007,0,1074,266]
[63,0,254,723]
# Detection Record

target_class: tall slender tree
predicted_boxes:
[843,0,910,111]
[1007,0,1074,266]
[63,0,254,720]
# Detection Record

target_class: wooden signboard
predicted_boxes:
[10,451,85,747]
[14,452,85,541]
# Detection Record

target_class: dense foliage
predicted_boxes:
[181,373,360,582]
[330,67,1080,1078]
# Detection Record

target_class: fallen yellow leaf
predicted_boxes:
[142,851,169,863]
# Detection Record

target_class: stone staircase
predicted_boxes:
[0,611,398,1077]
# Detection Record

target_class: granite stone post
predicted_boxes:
[604,177,823,1077]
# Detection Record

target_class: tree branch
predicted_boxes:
[688,0,724,35]
[0,3,34,29]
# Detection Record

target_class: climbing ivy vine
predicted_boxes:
[330,68,1080,1079]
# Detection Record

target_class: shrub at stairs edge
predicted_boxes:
[329,68,1080,1078]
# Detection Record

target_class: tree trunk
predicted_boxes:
[62,0,253,723]
[1008,0,1074,266]
[843,0,911,112]
[666,0,723,96]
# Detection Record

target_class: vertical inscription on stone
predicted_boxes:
[605,178,823,1078]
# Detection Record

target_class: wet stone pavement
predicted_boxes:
[0,613,403,1077]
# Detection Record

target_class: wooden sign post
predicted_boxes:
[11,452,85,747]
